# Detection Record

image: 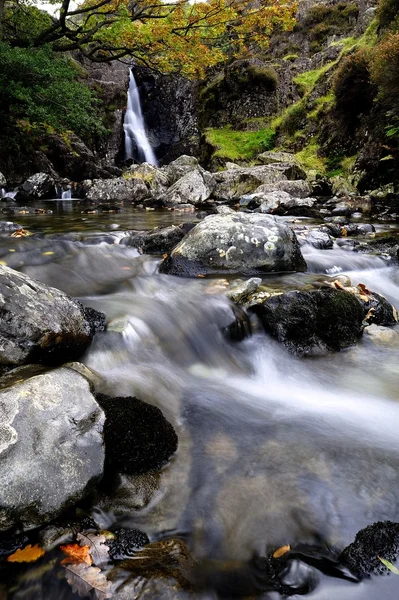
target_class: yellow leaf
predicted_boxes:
[273,544,290,558]
[42,251,55,256]
[60,543,93,566]
[7,544,45,563]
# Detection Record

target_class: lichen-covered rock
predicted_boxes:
[258,190,298,213]
[298,229,334,249]
[20,173,56,199]
[254,179,312,199]
[86,177,149,202]
[159,212,306,276]
[0,265,105,366]
[162,169,215,206]
[250,288,365,355]
[164,155,201,185]
[0,366,105,531]
[125,162,170,195]
[95,393,178,475]
[122,222,196,254]
[256,151,299,166]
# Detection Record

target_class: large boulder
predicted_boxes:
[0,266,105,366]
[256,151,300,166]
[20,173,56,199]
[250,288,365,355]
[86,177,149,202]
[122,222,195,254]
[162,169,215,207]
[254,180,312,199]
[126,162,170,195]
[164,155,201,185]
[212,164,306,201]
[0,365,105,531]
[159,212,307,276]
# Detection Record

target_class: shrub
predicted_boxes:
[370,32,399,105]
[334,49,377,121]
[247,65,279,91]
[302,3,360,53]
[279,100,307,136]
[377,0,399,30]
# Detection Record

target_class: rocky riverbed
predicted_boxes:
[0,154,399,599]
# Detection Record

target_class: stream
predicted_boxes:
[1,198,399,599]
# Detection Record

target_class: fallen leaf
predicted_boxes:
[364,307,375,322]
[10,229,30,238]
[77,533,110,567]
[60,543,93,566]
[357,283,371,296]
[64,563,112,599]
[7,544,45,563]
[333,280,346,290]
[341,228,347,237]
[273,545,291,559]
[378,556,399,575]
[196,274,206,278]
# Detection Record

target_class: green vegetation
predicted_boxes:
[377,0,399,30]
[294,63,336,95]
[298,2,359,53]
[0,43,106,142]
[278,100,307,136]
[283,54,299,62]
[205,126,275,161]
[295,142,326,173]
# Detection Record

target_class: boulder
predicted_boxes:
[0,265,105,366]
[164,155,201,185]
[298,229,334,249]
[20,173,56,199]
[250,288,365,355]
[0,366,105,531]
[212,164,306,202]
[95,393,178,475]
[122,222,196,254]
[256,151,299,166]
[254,179,312,199]
[159,212,307,276]
[86,177,149,202]
[364,324,399,345]
[125,162,170,195]
[0,221,23,233]
[162,169,215,207]
[258,190,294,213]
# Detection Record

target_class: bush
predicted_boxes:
[334,49,377,121]
[302,3,360,53]
[247,65,279,92]
[279,101,307,136]
[0,43,106,141]
[377,0,399,30]
[370,32,399,105]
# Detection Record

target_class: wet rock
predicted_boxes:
[310,175,332,197]
[250,288,365,355]
[258,190,294,213]
[95,393,178,475]
[227,277,262,304]
[0,266,101,366]
[159,213,307,277]
[108,528,149,560]
[222,303,252,342]
[162,169,215,207]
[123,222,196,254]
[0,221,23,232]
[86,177,149,202]
[331,202,352,217]
[359,290,398,326]
[340,521,399,578]
[83,305,107,337]
[0,366,105,531]
[20,173,56,199]
[298,229,334,249]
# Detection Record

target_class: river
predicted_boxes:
[1,198,399,599]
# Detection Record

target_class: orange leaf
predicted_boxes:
[341,228,347,237]
[7,544,45,563]
[333,280,346,290]
[273,544,291,558]
[60,544,93,566]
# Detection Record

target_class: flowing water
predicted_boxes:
[1,200,399,599]
[123,70,158,165]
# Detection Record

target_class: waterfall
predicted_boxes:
[123,70,158,166]
[61,188,72,199]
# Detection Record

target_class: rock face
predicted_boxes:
[0,366,105,531]
[20,173,56,199]
[86,177,149,202]
[95,393,178,475]
[0,266,105,366]
[159,212,307,276]
[250,288,365,355]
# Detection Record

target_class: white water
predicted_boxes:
[124,70,158,165]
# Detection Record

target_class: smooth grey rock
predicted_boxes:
[21,173,56,199]
[256,151,299,166]
[0,266,103,366]
[298,229,334,249]
[159,212,306,276]
[364,324,398,345]
[164,155,201,185]
[126,163,170,195]
[163,169,215,206]
[86,177,149,202]
[227,277,262,304]
[255,179,312,199]
[0,366,105,530]
[258,191,294,213]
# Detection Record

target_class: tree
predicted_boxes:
[1,0,298,77]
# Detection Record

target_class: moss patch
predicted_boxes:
[205,126,275,161]
[295,142,326,174]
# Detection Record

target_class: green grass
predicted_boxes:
[294,62,337,95]
[205,126,275,161]
[307,93,335,118]
[283,53,299,61]
[295,142,326,173]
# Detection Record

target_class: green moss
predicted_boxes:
[283,53,299,62]
[279,100,307,136]
[295,142,326,174]
[205,126,275,161]
[308,93,335,118]
[294,63,337,95]
[302,2,360,54]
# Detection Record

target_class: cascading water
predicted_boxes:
[61,187,72,199]
[123,70,158,165]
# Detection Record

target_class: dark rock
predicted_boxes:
[250,288,365,355]
[20,173,56,199]
[223,304,252,342]
[123,222,196,254]
[359,291,398,326]
[108,528,149,560]
[0,366,105,531]
[0,221,23,232]
[0,266,99,366]
[83,306,107,337]
[95,393,178,475]
[159,212,307,277]
[340,521,399,578]
[86,177,149,202]
[298,229,334,249]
